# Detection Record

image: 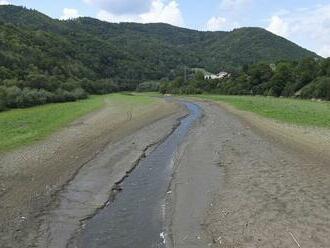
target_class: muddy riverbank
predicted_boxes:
[0,97,183,248]
[169,100,330,248]
[2,97,329,248]
[71,102,202,248]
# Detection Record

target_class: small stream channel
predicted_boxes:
[77,102,202,248]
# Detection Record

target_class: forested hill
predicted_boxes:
[0,5,320,109]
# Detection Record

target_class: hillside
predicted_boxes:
[0,5,321,109]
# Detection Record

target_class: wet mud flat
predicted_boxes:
[73,102,202,248]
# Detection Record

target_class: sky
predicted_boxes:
[1,0,330,57]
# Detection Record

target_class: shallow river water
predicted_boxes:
[77,102,202,248]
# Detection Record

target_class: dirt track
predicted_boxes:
[169,100,330,248]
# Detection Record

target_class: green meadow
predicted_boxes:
[196,95,330,129]
[0,93,158,151]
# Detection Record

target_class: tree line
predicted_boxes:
[160,58,330,101]
[0,77,121,111]
[0,5,326,111]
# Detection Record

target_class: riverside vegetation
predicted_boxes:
[160,58,330,101]
[0,5,321,111]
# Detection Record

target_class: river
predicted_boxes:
[77,102,202,248]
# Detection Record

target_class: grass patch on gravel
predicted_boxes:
[0,93,158,151]
[196,95,330,129]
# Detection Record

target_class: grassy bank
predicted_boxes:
[196,95,330,128]
[0,93,158,151]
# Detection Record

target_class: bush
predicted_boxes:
[5,86,23,108]
[60,79,81,91]
[180,86,202,94]
[71,88,88,100]
[0,86,7,111]
[20,88,47,107]
[4,87,55,108]
[136,81,160,92]
[2,86,88,108]
[52,88,74,102]
[0,76,114,111]
[300,77,330,100]
[82,78,119,94]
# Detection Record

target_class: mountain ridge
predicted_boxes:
[0,5,320,87]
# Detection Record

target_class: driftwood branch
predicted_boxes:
[289,232,301,248]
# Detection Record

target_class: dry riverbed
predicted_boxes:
[1,96,329,248]
[168,100,330,248]
[0,97,185,248]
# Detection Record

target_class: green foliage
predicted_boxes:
[0,5,324,110]
[136,81,160,92]
[1,86,88,109]
[80,78,119,95]
[320,58,330,76]
[300,77,330,100]
[0,86,6,111]
[165,58,329,101]
[267,62,295,96]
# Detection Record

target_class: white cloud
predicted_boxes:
[97,0,184,26]
[97,10,137,23]
[266,4,330,57]
[206,16,238,31]
[206,17,226,31]
[220,0,252,10]
[319,45,330,58]
[140,0,183,25]
[60,8,81,20]
[0,0,9,5]
[267,16,289,37]
[84,0,152,14]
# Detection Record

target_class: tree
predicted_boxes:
[320,58,330,77]
[247,63,273,95]
[0,66,14,80]
[268,62,295,97]
[0,86,7,111]
[301,77,330,100]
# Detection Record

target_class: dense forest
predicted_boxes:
[160,58,330,100]
[0,5,320,110]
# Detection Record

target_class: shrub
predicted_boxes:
[71,88,88,100]
[136,81,160,92]
[5,86,23,108]
[300,77,330,100]
[3,87,56,108]
[0,86,7,111]
[82,78,119,94]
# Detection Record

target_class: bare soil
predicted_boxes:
[2,97,329,248]
[169,100,330,248]
[0,98,183,248]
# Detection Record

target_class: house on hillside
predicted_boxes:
[204,71,230,80]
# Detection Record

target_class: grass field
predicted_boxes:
[0,93,158,151]
[196,95,330,129]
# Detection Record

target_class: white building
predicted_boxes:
[204,71,230,80]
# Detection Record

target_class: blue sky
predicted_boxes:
[2,0,330,57]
